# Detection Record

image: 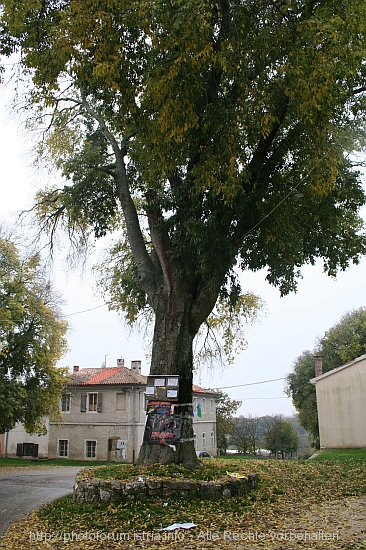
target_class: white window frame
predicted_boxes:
[202,432,206,449]
[58,439,69,458]
[85,439,97,459]
[87,393,98,412]
[60,393,71,413]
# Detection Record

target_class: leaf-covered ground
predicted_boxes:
[1,458,365,549]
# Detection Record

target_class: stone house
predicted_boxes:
[3,360,217,461]
[310,354,366,449]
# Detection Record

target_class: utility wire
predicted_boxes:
[212,376,286,390]
[0,150,332,324]
[242,147,332,240]
[43,150,334,319]
[0,303,107,323]
[63,304,106,317]
[243,396,288,400]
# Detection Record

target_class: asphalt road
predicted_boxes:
[0,466,82,535]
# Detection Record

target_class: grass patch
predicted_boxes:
[88,459,234,482]
[37,458,366,536]
[0,457,109,468]
[213,453,263,460]
[311,448,366,461]
[0,458,363,549]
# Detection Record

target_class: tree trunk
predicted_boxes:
[137,286,203,469]
[111,142,222,469]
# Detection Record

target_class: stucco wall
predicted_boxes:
[49,385,147,462]
[2,385,218,461]
[193,395,217,455]
[48,421,145,462]
[4,419,50,458]
[315,358,366,448]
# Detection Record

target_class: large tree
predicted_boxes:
[0,233,68,435]
[1,0,366,467]
[286,307,366,446]
[232,415,261,454]
[263,415,298,458]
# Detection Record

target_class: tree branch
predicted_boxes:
[80,94,159,304]
[247,94,290,188]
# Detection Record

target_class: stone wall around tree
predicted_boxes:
[73,472,259,503]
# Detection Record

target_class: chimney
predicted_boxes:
[314,356,323,377]
[131,360,142,375]
[73,365,80,373]
[117,358,125,367]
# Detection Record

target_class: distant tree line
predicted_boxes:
[217,307,366,454]
[215,392,312,458]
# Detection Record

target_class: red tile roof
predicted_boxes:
[192,384,218,395]
[68,367,147,386]
[68,367,217,395]
[85,367,126,385]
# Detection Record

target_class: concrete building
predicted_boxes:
[192,385,218,455]
[3,360,217,461]
[49,361,147,463]
[2,420,51,459]
[310,354,366,449]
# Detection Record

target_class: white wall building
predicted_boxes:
[310,354,366,449]
[3,360,217,461]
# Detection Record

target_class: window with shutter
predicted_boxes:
[23,442,33,456]
[20,442,38,457]
[87,393,98,411]
[61,393,71,412]
[80,393,87,412]
[81,393,102,412]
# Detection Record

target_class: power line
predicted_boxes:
[63,304,107,317]
[45,151,333,321]
[243,396,288,400]
[242,147,332,240]
[0,303,108,323]
[212,376,286,390]
[0,151,333,326]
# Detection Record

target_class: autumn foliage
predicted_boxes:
[0,456,365,549]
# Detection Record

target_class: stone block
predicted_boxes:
[146,479,163,496]
[74,472,259,503]
[200,482,223,500]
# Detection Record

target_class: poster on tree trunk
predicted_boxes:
[143,375,181,446]
[142,413,182,446]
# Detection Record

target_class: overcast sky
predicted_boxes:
[1,80,365,420]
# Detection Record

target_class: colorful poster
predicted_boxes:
[142,413,182,446]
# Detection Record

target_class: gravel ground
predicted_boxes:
[0,466,82,535]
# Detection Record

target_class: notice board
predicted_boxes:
[145,375,179,402]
